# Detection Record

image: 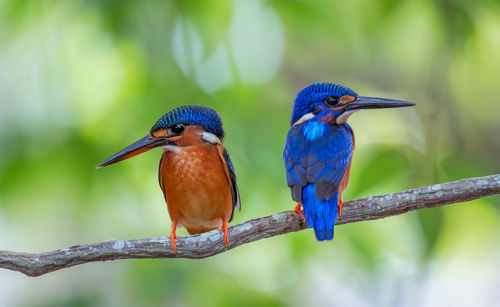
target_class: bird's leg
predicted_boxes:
[338,198,344,219]
[222,220,229,246]
[294,203,305,221]
[170,222,177,252]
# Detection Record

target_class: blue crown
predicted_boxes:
[291,83,357,125]
[151,105,225,139]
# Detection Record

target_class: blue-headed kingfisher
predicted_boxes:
[283,83,414,241]
[98,105,241,251]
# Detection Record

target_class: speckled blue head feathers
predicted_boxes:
[151,105,225,139]
[291,83,357,126]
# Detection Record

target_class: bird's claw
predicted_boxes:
[170,234,177,252]
[338,198,344,219]
[294,203,306,221]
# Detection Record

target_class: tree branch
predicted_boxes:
[1,174,499,277]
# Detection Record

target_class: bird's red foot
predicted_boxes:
[294,203,305,221]
[338,198,344,219]
[222,220,229,246]
[170,223,177,252]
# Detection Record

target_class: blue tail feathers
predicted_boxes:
[314,228,334,241]
[302,184,338,241]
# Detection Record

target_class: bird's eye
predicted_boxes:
[324,96,339,107]
[171,123,185,134]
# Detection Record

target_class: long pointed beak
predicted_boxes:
[97,134,169,168]
[346,96,415,111]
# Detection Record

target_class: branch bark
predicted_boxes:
[1,174,499,277]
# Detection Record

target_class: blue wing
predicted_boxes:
[283,122,353,202]
[221,146,241,222]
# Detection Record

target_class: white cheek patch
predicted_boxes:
[293,112,315,126]
[163,145,183,153]
[201,132,222,144]
[336,110,359,124]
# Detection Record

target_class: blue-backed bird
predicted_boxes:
[97,105,240,251]
[283,83,415,241]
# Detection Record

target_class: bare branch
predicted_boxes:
[1,174,499,277]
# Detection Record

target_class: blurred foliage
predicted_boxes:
[1,0,499,306]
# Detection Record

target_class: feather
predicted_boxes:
[302,184,338,241]
[219,146,241,222]
[283,120,353,240]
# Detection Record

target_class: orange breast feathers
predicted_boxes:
[338,131,355,196]
[336,131,354,217]
[158,142,233,235]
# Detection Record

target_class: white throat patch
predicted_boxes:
[202,132,222,144]
[162,145,182,153]
[336,110,359,124]
[293,112,315,126]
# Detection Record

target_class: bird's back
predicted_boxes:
[283,120,354,240]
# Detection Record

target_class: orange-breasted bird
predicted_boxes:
[283,83,414,241]
[98,105,241,251]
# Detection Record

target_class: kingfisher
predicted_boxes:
[97,105,241,251]
[283,83,415,241]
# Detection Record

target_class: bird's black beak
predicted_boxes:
[345,96,415,111]
[97,134,172,168]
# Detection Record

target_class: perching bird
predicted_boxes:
[283,83,414,241]
[98,105,240,251]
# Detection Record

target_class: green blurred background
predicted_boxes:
[1,0,500,306]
